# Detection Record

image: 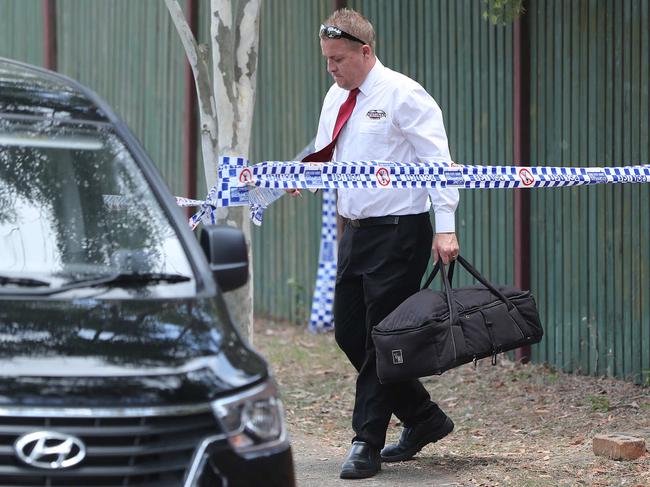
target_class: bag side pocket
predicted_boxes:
[482,302,525,350]
[460,310,494,360]
[373,321,442,383]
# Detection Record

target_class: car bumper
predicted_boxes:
[191,440,295,487]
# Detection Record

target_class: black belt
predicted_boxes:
[349,216,400,228]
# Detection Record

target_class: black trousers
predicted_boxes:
[334,212,443,450]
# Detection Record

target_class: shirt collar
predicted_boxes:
[358,58,384,96]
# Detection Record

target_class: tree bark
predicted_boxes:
[211,0,261,343]
[164,0,219,189]
[167,0,261,342]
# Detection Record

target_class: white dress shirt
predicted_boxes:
[314,59,459,232]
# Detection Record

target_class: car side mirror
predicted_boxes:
[199,225,248,292]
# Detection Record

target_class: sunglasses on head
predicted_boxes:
[319,24,367,45]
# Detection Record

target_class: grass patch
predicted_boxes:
[544,371,560,385]
[642,369,650,387]
[510,369,532,382]
[587,394,610,412]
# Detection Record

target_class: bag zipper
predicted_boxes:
[457,291,529,316]
[373,316,449,335]
[375,295,530,338]
[479,309,499,365]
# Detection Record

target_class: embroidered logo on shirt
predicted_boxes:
[366,109,387,120]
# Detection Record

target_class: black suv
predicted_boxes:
[0,58,295,486]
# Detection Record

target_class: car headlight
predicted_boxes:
[211,379,288,455]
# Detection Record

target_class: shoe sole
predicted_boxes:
[339,466,381,479]
[381,417,454,463]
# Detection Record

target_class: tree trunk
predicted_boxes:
[211,0,261,343]
[167,0,261,342]
[164,0,219,189]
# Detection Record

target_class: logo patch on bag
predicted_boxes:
[391,349,404,364]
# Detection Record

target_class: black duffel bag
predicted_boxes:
[372,255,543,384]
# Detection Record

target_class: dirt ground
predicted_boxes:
[255,320,650,487]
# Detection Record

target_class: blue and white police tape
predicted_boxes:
[177,156,650,331]
[176,184,338,331]
[178,156,650,227]
[224,157,648,189]
[308,189,337,333]
[176,187,286,229]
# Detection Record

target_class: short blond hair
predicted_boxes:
[323,8,376,51]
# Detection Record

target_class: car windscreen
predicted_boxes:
[0,117,194,293]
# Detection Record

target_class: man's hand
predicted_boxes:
[432,232,459,264]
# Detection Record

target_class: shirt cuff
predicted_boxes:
[434,211,456,233]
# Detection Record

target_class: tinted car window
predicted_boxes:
[0,118,194,296]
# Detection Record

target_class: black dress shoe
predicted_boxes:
[340,441,381,479]
[381,414,454,462]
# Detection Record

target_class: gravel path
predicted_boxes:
[290,428,462,486]
[258,322,650,486]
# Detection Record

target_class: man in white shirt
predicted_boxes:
[308,9,460,479]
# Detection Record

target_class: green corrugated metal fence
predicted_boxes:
[247,0,334,323]
[56,0,187,196]
[0,0,44,66]
[0,0,189,196]
[529,0,650,383]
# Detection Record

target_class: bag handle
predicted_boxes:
[455,255,515,311]
[422,255,518,325]
[421,259,455,290]
[421,259,459,325]
[438,259,459,325]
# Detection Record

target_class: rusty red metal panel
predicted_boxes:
[42,0,57,70]
[183,0,198,217]
[513,2,531,363]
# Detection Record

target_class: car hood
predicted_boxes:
[0,296,267,407]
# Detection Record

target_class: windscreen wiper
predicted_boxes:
[0,275,50,287]
[85,272,192,287]
[1,272,191,296]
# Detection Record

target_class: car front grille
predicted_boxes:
[0,405,223,486]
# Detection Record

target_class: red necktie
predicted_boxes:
[302,88,360,163]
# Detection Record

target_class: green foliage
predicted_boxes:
[286,277,308,325]
[510,369,532,382]
[642,369,650,387]
[587,394,610,413]
[544,371,560,385]
[482,0,525,25]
